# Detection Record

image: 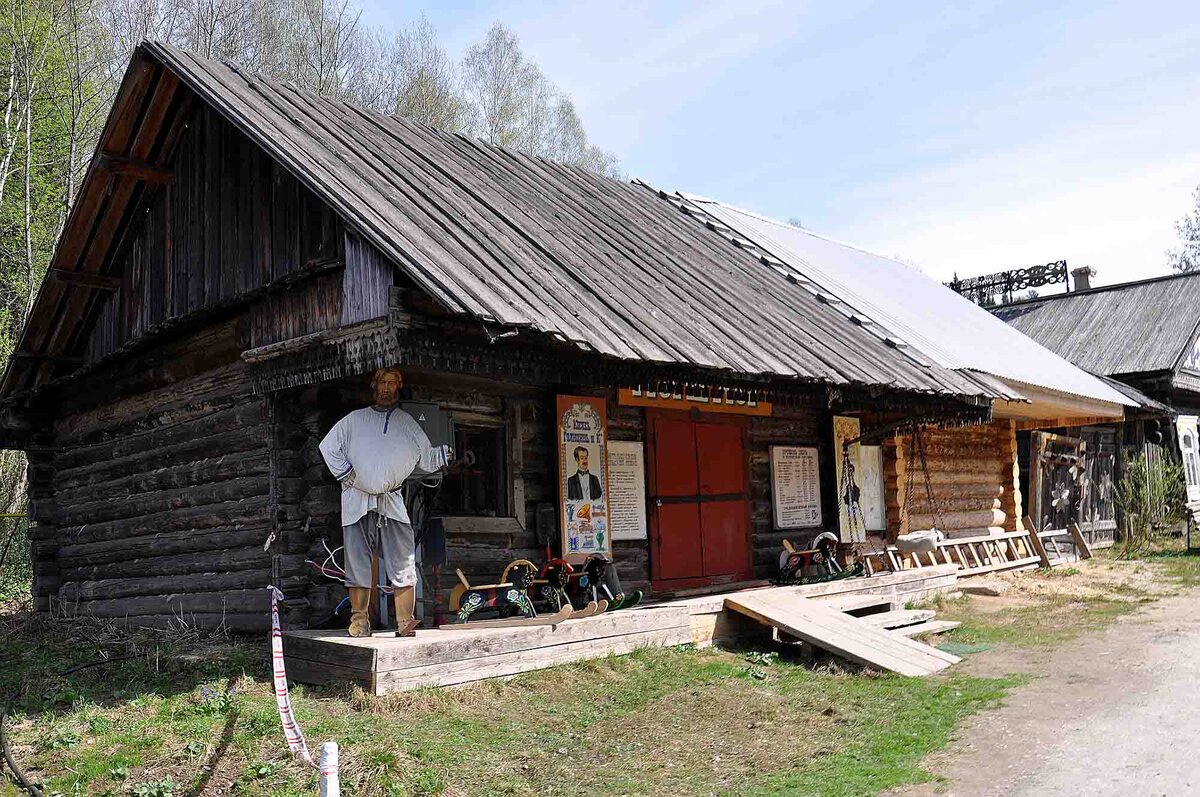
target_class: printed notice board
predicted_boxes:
[770,445,822,529]
[608,440,648,540]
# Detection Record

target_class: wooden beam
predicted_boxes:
[1067,522,1094,560]
[96,152,172,184]
[10,351,85,367]
[49,268,121,291]
[1023,515,1052,568]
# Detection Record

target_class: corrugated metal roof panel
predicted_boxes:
[679,195,1133,407]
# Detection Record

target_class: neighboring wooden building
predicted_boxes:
[995,273,1197,524]
[0,43,1129,631]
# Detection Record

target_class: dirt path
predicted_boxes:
[887,588,1200,797]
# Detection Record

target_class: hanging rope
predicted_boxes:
[902,422,946,532]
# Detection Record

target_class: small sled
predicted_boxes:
[448,563,539,624]
[566,599,607,619]
[772,533,865,586]
[435,604,573,630]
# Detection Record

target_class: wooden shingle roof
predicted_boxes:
[3,41,1010,403]
[994,272,1200,378]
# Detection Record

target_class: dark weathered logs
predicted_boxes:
[46,498,271,546]
[55,402,266,472]
[61,548,303,582]
[59,569,283,602]
[64,588,273,617]
[55,449,269,503]
[53,476,270,527]
[54,427,267,489]
[56,527,269,568]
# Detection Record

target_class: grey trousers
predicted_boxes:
[343,511,417,588]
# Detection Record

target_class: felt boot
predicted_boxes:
[347,586,372,637]
[394,585,419,637]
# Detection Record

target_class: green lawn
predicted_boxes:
[6,538,1199,796]
[0,611,1017,797]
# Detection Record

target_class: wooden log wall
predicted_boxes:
[748,405,837,579]
[82,103,343,363]
[33,314,310,631]
[883,422,1020,541]
[268,369,842,628]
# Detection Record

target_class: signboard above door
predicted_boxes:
[618,386,772,417]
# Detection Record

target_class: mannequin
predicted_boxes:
[319,367,450,637]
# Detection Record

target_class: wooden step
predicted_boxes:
[860,609,936,630]
[725,591,959,676]
[893,620,961,638]
[815,594,894,615]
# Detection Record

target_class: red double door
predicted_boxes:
[648,412,752,589]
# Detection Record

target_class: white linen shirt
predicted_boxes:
[318,406,446,527]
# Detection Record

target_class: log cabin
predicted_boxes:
[0,42,1133,632]
[995,271,1200,529]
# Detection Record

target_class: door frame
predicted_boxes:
[645,408,754,590]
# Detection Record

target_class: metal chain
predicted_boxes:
[901,422,946,533]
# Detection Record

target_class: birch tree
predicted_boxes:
[1168,184,1200,273]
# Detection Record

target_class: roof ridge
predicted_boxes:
[996,269,1197,308]
[146,39,618,185]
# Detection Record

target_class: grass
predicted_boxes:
[933,593,1145,648]
[6,535,1200,796]
[1136,546,1200,588]
[0,610,1019,797]
[924,534,1200,651]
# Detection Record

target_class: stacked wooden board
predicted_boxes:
[284,604,692,695]
[725,590,960,676]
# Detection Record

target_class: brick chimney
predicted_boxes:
[1071,266,1095,292]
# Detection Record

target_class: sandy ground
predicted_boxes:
[887,579,1200,797]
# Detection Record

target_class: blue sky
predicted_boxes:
[359,1,1200,289]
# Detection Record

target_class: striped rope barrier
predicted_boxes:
[267,586,340,794]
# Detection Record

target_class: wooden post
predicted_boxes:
[1022,515,1052,568]
[1028,433,1047,536]
[1067,522,1093,560]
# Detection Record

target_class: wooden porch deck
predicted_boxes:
[283,565,960,694]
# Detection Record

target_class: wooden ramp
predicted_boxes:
[725,591,960,676]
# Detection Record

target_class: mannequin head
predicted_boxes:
[371,367,403,409]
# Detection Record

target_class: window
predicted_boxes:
[440,423,509,516]
[1184,432,1200,489]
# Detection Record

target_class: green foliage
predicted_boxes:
[1115,450,1186,556]
[0,514,31,603]
[130,778,177,797]
[1168,184,1200,272]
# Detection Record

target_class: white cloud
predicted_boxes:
[857,155,1198,285]
[832,89,1200,286]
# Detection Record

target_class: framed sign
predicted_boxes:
[770,445,822,529]
[557,395,611,561]
[618,386,772,417]
[608,440,648,540]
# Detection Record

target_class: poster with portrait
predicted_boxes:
[557,395,612,562]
